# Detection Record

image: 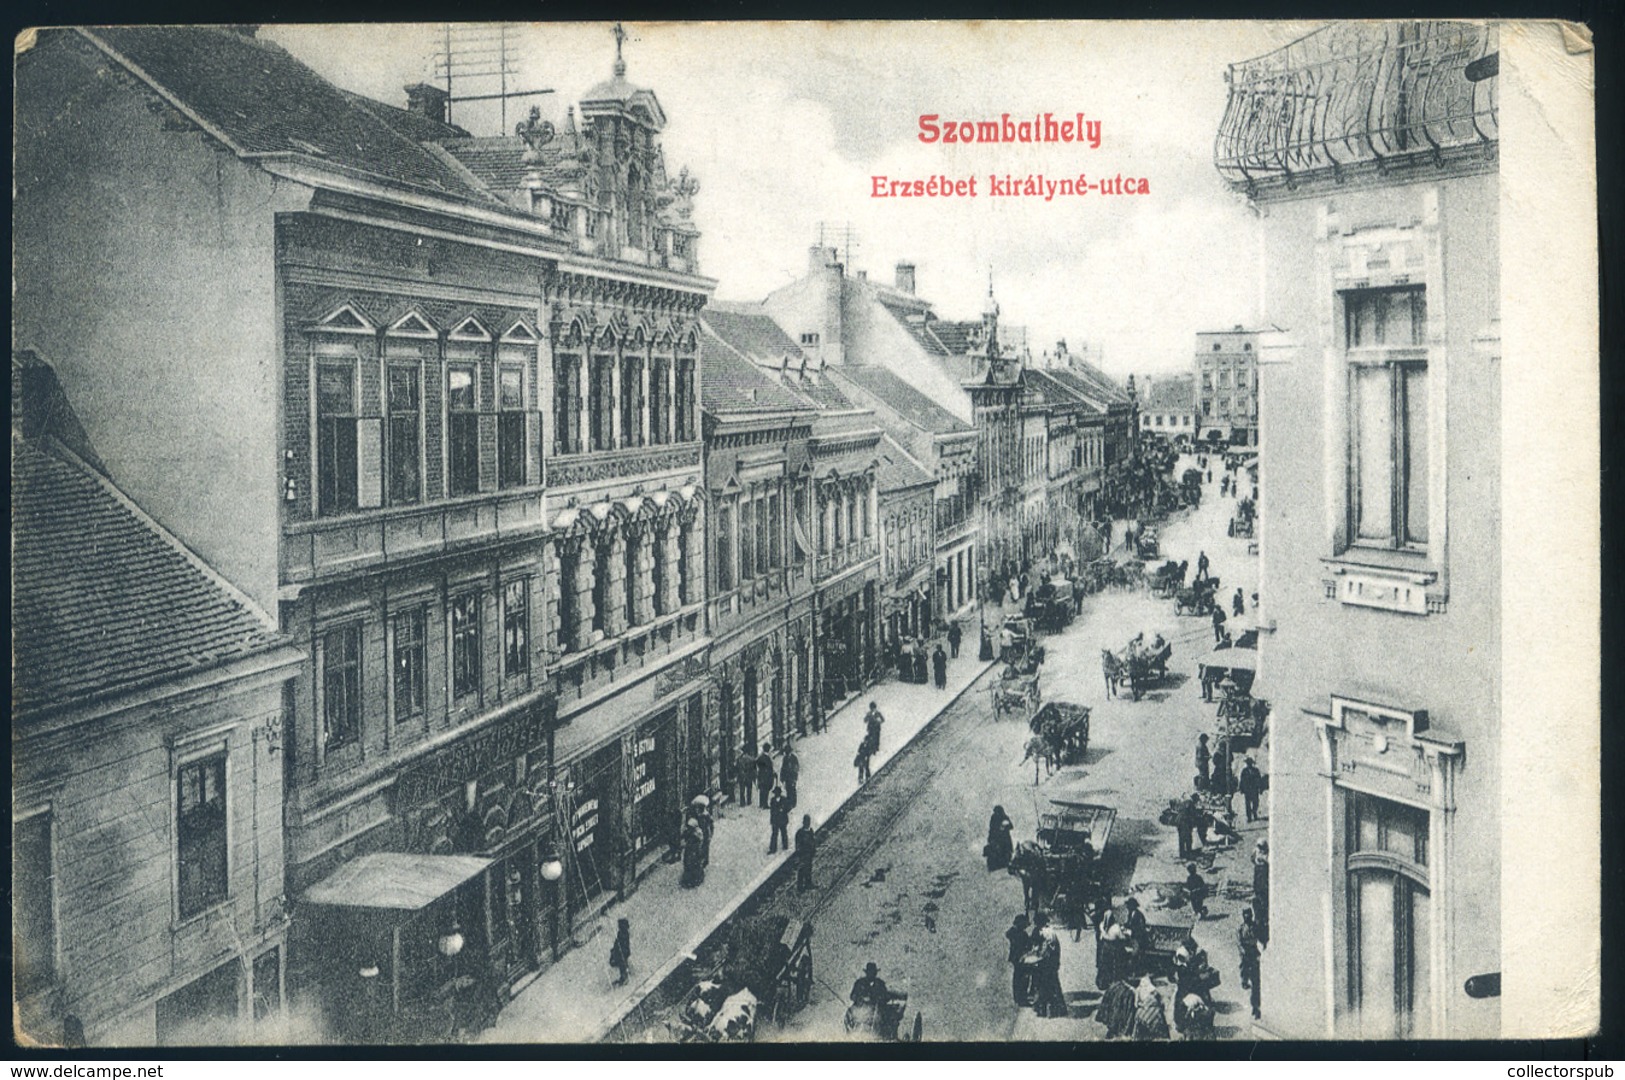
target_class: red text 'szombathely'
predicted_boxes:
[918,112,1102,147]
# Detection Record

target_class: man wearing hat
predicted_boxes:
[1122,896,1150,976]
[850,962,889,1008]
[1239,757,1264,823]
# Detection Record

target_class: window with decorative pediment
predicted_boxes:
[316,361,359,515]
[675,357,696,441]
[590,354,616,451]
[554,347,583,455]
[387,363,422,506]
[498,365,526,488]
[447,365,480,497]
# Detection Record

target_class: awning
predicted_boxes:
[303,853,491,912]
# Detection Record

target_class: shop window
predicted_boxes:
[316,362,358,515]
[12,810,55,994]
[177,752,229,919]
[447,365,479,496]
[451,592,482,700]
[322,624,362,750]
[1345,287,1429,550]
[498,366,526,488]
[503,580,530,678]
[387,365,422,505]
[393,607,427,722]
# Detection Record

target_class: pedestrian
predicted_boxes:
[854,731,875,782]
[1095,904,1127,990]
[1211,605,1227,643]
[1195,734,1211,790]
[1212,742,1232,800]
[864,701,884,752]
[1238,907,1262,1020]
[979,625,995,661]
[794,814,816,891]
[1131,976,1170,1041]
[932,644,948,690]
[913,646,928,684]
[985,804,1015,872]
[1239,757,1263,822]
[1252,841,1271,942]
[1030,913,1067,1018]
[609,917,632,987]
[780,743,800,809]
[1196,550,1209,582]
[948,621,963,659]
[755,744,775,809]
[768,786,791,854]
[1233,588,1245,618]
[1123,897,1150,976]
[1006,577,1020,607]
[1175,795,1200,859]
[680,816,706,888]
[691,794,713,867]
[735,747,755,807]
[1184,863,1209,919]
[1006,913,1034,1005]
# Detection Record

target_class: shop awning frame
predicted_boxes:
[303,852,492,912]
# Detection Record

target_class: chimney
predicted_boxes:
[807,246,845,366]
[1056,338,1067,357]
[405,83,450,125]
[895,261,916,294]
[808,244,841,275]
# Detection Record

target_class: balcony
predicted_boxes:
[547,441,702,488]
[282,489,546,585]
[1215,21,1497,190]
[815,539,879,581]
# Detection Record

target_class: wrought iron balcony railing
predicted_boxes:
[1215,21,1498,188]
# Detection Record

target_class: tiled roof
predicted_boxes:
[929,320,979,355]
[439,133,587,196]
[784,373,857,411]
[701,306,806,366]
[1145,375,1196,411]
[12,439,284,721]
[832,366,973,435]
[342,90,469,143]
[876,295,983,359]
[82,27,493,204]
[875,434,935,493]
[697,324,807,414]
[1047,364,1130,407]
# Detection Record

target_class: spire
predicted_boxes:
[612,22,628,77]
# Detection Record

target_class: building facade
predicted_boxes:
[1215,19,1501,1038]
[1138,373,1198,443]
[12,357,304,1047]
[14,25,714,1041]
[1196,327,1260,446]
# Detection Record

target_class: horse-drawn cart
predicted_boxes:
[660,916,814,1042]
[1012,800,1116,925]
[994,671,1042,723]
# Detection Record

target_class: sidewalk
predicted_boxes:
[481,630,1001,1043]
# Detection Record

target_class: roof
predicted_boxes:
[1022,368,1092,409]
[697,323,807,415]
[1046,364,1131,408]
[875,434,935,493]
[784,372,857,411]
[342,89,470,143]
[877,296,984,359]
[79,27,495,205]
[832,366,974,435]
[439,132,587,196]
[12,438,284,721]
[303,853,492,910]
[701,305,806,366]
[1144,375,1196,411]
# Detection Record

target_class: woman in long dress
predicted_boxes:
[985,805,1015,871]
[1030,914,1068,1018]
[680,817,705,887]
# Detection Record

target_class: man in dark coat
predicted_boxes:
[736,748,756,807]
[979,625,995,661]
[1239,757,1264,822]
[780,743,801,809]
[864,702,884,752]
[1196,550,1210,581]
[1211,605,1228,643]
[1252,841,1271,942]
[1174,797,1198,859]
[1233,588,1245,617]
[932,645,948,690]
[1195,734,1211,790]
[948,622,963,658]
[1238,908,1262,1019]
[794,814,816,891]
[1123,898,1150,977]
[1006,914,1034,1005]
[1184,863,1209,919]
[755,744,775,809]
[768,786,791,854]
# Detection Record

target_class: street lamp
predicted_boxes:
[438,919,466,959]
[540,855,565,883]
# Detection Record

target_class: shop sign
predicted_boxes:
[397,699,552,810]
[572,798,600,853]
[634,735,658,805]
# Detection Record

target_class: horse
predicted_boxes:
[1021,735,1059,784]
[1101,649,1125,698]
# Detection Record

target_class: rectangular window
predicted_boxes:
[553,354,581,455]
[739,499,756,581]
[498,366,526,488]
[652,532,668,616]
[624,537,639,627]
[620,356,644,449]
[448,365,479,496]
[12,811,54,994]
[451,593,481,699]
[316,363,358,515]
[678,521,693,604]
[1345,287,1429,550]
[649,357,668,445]
[675,358,695,441]
[392,608,426,722]
[503,579,530,678]
[322,625,361,750]
[755,497,770,575]
[592,542,612,634]
[717,504,734,591]
[590,356,615,451]
[387,366,421,506]
[558,547,579,651]
[177,752,228,919]
[768,492,783,568]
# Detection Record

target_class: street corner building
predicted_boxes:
[13,24,718,1044]
[11,356,306,1047]
[1216,21,1502,1037]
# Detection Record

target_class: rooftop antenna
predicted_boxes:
[815,221,860,273]
[434,23,555,132]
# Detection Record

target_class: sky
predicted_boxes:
[265,21,1318,377]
